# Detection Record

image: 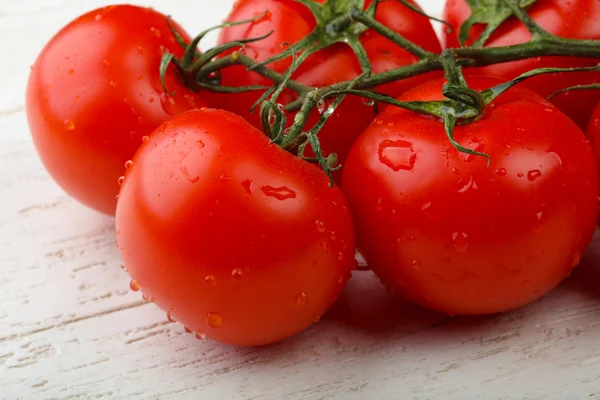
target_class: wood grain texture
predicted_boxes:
[1,0,600,399]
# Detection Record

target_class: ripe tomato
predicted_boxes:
[208,0,441,170]
[443,0,600,129]
[26,5,208,215]
[588,101,600,178]
[342,76,599,315]
[116,108,356,346]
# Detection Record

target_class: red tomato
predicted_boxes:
[26,5,208,215]
[342,76,599,315]
[116,108,356,346]
[443,0,600,129]
[208,0,441,170]
[588,101,600,178]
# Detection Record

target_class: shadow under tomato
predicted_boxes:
[322,270,450,336]
[561,228,600,301]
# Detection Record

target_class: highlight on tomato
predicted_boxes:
[342,75,599,316]
[26,5,208,215]
[116,108,356,346]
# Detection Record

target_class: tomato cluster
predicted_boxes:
[26,0,600,346]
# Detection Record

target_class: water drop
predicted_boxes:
[68,69,74,75]
[517,172,524,178]
[457,176,476,193]
[261,185,296,200]
[184,326,193,334]
[95,14,102,21]
[315,220,326,233]
[150,297,155,303]
[64,120,75,131]
[421,202,432,211]
[337,252,344,261]
[461,139,485,162]
[150,27,162,37]
[195,332,206,340]
[117,176,125,185]
[124,160,133,169]
[411,260,421,271]
[167,312,176,323]
[313,316,321,323]
[328,231,336,241]
[205,275,216,287]
[378,140,416,171]
[206,312,222,328]
[129,279,140,292]
[142,136,149,143]
[337,276,344,284]
[109,80,117,88]
[241,179,253,194]
[317,100,326,114]
[103,59,110,67]
[120,263,126,270]
[142,293,149,301]
[527,169,542,182]
[231,268,243,280]
[362,97,375,106]
[495,167,507,176]
[137,46,145,55]
[452,232,469,252]
[320,242,328,250]
[296,292,309,307]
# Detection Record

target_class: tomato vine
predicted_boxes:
[161,0,600,183]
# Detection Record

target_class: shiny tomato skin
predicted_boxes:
[588,102,600,179]
[342,76,599,315]
[26,5,208,215]
[208,0,442,169]
[443,0,600,129]
[116,109,356,346]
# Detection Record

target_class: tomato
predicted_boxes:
[116,108,356,346]
[588,101,600,181]
[207,0,441,171]
[342,76,599,315]
[443,0,600,129]
[26,5,208,215]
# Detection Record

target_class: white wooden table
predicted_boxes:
[2,1,600,399]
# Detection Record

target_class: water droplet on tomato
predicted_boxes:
[313,316,321,323]
[206,312,222,328]
[75,95,81,101]
[95,14,102,21]
[219,175,231,181]
[241,179,253,194]
[150,297,156,303]
[527,169,542,182]
[142,136,149,143]
[137,46,145,55]
[495,167,507,176]
[120,263,126,270]
[411,260,421,271]
[103,59,110,67]
[378,140,416,171]
[461,139,485,162]
[517,172,524,178]
[64,120,75,131]
[296,292,308,307]
[184,326,193,334]
[320,242,328,251]
[167,312,176,323]
[457,176,476,193]
[150,27,162,37]
[452,232,469,252]
[129,279,140,292]
[142,293,149,301]
[315,220,326,233]
[337,276,344,284]
[109,80,117,88]
[160,92,179,115]
[261,186,296,200]
[328,231,336,241]
[205,275,216,287]
[124,160,133,169]
[231,268,243,280]
[117,176,125,185]
[421,202,432,211]
[68,69,74,75]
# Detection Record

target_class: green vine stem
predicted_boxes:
[162,0,600,182]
